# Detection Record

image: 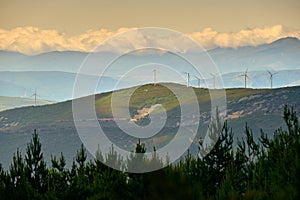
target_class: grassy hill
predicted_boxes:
[1,83,299,131]
[0,83,299,169]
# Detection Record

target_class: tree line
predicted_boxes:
[0,106,299,199]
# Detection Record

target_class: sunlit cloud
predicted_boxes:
[0,25,299,55]
[188,25,300,49]
[0,27,134,55]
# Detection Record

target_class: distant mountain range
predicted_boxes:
[209,37,300,73]
[0,50,86,73]
[0,83,299,169]
[1,68,299,104]
[1,37,299,74]
[0,71,118,101]
[193,69,300,89]
[0,37,299,106]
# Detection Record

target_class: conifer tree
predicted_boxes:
[25,129,47,194]
[9,149,25,186]
[76,144,87,169]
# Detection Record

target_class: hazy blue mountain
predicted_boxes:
[0,80,26,97]
[209,37,300,73]
[0,71,119,101]
[0,50,28,69]
[1,68,299,104]
[190,69,300,89]
[0,37,300,102]
[0,37,299,75]
[0,51,88,72]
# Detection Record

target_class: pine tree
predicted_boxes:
[25,129,47,194]
[105,144,123,171]
[47,153,67,199]
[9,149,25,186]
[127,139,148,173]
[76,144,87,170]
[202,121,234,195]
[0,163,5,196]
[127,139,149,200]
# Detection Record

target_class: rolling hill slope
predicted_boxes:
[0,96,54,111]
[0,83,299,169]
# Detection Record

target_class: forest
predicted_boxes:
[0,106,299,199]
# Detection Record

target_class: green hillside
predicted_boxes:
[0,83,299,169]
[1,83,299,132]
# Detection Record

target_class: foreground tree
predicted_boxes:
[25,129,48,194]
[0,106,299,199]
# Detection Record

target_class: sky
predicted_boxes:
[1,0,300,54]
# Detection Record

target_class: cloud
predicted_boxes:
[188,25,300,49]
[0,26,134,55]
[0,25,300,55]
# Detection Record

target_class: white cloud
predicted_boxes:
[0,26,134,55]
[188,25,300,49]
[0,25,299,55]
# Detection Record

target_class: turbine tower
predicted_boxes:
[267,70,278,89]
[209,73,216,89]
[31,88,40,106]
[240,68,249,88]
[184,72,190,87]
[153,68,157,86]
[193,75,201,88]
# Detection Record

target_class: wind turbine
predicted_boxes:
[193,75,201,88]
[153,68,157,86]
[267,70,278,89]
[209,73,216,89]
[22,89,28,98]
[31,88,41,106]
[184,72,190,87]
[240,68,249,88]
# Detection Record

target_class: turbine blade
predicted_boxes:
[193,75,200,80]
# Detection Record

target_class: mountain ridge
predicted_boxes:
[1,37,299,73]
[0,83,299,169]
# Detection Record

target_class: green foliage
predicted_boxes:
[47,153,68,199]
[25,129,48,194]
[196,106,235,197]
[0,106,299,199]
[76,144,87,168]
[216,163,240,200]
[105,144,123,171]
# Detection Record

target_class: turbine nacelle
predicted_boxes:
[267,70,278,89]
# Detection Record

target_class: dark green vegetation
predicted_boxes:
[0,106,299,199]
